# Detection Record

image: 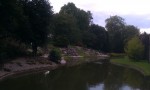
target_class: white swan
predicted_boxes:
[44,71,50,75]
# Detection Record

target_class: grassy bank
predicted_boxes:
[111,57,150,76]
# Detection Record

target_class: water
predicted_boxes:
[0,62,150,90]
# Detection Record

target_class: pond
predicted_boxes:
[0,62,150,90]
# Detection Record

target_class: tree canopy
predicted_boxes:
[0,1,148,63]
[52,13,80,47]
[140,32,150,60]
[105,15,140,53]
[59,2,93,31]
[19,0,54,55]
[83,24,109,52]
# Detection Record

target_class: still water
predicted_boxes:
[0,62,150,90]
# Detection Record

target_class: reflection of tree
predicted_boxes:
[123,68,143,89]
[82,63,109,86]
[1,63,150,90]
[0,73,49,90]
[103,64,124,90]
[46,63,109,90]
[141,77,150,90]
[103,64,150,90]
[46,66,88,90]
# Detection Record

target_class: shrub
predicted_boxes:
[48,48,61,63]
[125,36,144,61]
[0,38,27,63]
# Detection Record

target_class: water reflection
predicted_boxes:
[0,63,150,90]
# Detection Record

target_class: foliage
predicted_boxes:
[59,2,92,31]
[124,25,140,42]
[19,0,53,55]
[0,38,27,63]
[52,13,80,47]
[0,0,30,63]
[0,0,30,40]
[105,15,126,53]
[0,0,53,56]
[59,2,93,45]
[0,0,149,64]
[53,36,69,47]
[83,24,109,52]
[140,32,149,60]
[125,36,144,60]
[105,15,140,53]
[48,48,61,63]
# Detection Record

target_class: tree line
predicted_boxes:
[0,0,149,63]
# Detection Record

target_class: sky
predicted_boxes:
[49,0,150,33]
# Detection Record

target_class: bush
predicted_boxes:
[125,36,144,61]
[48,48,61,63]
[0,38,27,63]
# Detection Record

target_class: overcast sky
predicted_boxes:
[49,0,150,33]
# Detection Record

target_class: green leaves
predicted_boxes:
[20,0,54,54]
[52,14,80,47]
[48,48,61,63]
[59,2,92,31]
[83,24,109,52]
[125,36,144,60]
[105,15,140,53]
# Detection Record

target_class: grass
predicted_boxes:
[111,56,150,76]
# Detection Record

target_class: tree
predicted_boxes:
[0,0,29,39]
[105,15,140,53]
[59,2,92,31]
[59,3,93,45]
[20,0,53,55]
[123,25,140,43]
[125,36,144,60]
[52,13,80,47]
[0,0,29,61]
[83,24,109,52]
[140,32,149,60]
[105,15,126,53]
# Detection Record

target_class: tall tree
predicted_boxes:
[83,24,109,52]
[0,0,31,61]
[0,0,28,39]
[140,32,149,60]
[123,25,140,43]
[105,15,126,53]
[105,15,140,53]
[59,3,93,45]
[20,0,53,55]
[59,2,92,31]
[52,13,80,47]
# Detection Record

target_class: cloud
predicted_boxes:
[92,12,108,26]
[140,28,150,33]
[123,15,150,28]
[92,12,150,27]
[50,0,150,15]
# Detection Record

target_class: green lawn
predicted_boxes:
[111,57,150,76]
